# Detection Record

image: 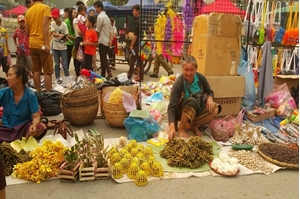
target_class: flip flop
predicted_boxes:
[41,117,56,129]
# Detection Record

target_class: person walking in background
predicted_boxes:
[94,0,112,78]
[108,18,117,70]
[25,0,53,91]
[64,8,76,71]
[80,16,97,71]
[73,5,85,81]
[13,15,32,77]
[63,8,69,20]
[149,53,174,78]
[50,8,69,81]
[0,14,11,77]
[89,9,96,18]
[128,4,143,81]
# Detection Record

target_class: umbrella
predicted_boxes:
[257,41,274,105]
[202,0,246,17]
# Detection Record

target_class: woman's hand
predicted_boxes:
[26,124,37,138]
[168,123,176,141]
[206,96,215,113]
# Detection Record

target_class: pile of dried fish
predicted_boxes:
[230,122,266,146]
[259,143,299,165]
[0,142,31,176]
[160,136,213,169]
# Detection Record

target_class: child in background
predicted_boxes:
[13,15,33,77]
[80,16,97,71]
[77,5,87,35]
[0,14,10,76]
[108,18,117,70]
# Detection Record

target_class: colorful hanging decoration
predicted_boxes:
[172,15,184,56]
[154,12,167,55]
[182,0,194,30]
[163,17,172,60]
[193,0,205,16]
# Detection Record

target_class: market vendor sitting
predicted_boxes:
[0,65,46,142]
[168,56,221,140]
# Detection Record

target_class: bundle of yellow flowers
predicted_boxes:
[12,140,67,183]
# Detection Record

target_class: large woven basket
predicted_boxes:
[62,103,99,126]
[61,92,98,108]
[66,85,97,98]
[102,100,129,128]
[258,143,299,169]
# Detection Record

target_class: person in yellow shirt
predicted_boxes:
[0,14,10,76]
[25,0,53,91]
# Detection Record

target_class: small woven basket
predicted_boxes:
[62,103,98,126]
[102,100,129,128]
[66,85,97,97]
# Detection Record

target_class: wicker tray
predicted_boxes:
[258,144,299,169]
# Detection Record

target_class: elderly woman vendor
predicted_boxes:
[168,56,221,140]
[0,65,46,142]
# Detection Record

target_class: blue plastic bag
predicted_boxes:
[238,49,256,111]
[124,116,161,142]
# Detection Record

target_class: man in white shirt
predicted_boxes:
[50,8,69,81]
[94,0,112,78]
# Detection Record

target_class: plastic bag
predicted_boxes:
[76,46,84,62]
[209,109,245,142]
[124,116,160,142]
[36,91,61,116]
[7,54,11,66]
[238,50,256,111]
[265,83,297,109]
[108,88,123,104]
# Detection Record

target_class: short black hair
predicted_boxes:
[89,9,95,14]
[63,7,69,12]
[87,16,96,27]
[76,1,84,6]
[132,4,140,11]
[77,5,86,13]
[94,1,103,10]
[25,0,32,8]
[11,65,29,86]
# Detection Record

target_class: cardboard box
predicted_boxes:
[193,13,242,38]
[206,76,245,98]
[246,108,276,122]
[274,75,299,92]
[205,76,245,116]
[214,97,242,116]
[191,36,240,76]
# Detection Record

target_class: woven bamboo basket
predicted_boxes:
[66,85,97,98]
[62,103,98,126]
[61,92,98,108]
[102,100,129,128]
[258,143,299,169]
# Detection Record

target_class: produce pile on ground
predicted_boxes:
[160,136,213,169]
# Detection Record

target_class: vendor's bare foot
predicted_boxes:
[178,129,189,138]
[193,127,204,137]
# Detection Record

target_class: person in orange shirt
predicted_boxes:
[80,16,98,71]
[25,0,53,91]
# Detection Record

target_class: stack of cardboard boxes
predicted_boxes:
[191,13,245,116]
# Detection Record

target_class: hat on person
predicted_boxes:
[51,8,60,18]
[0,14,3,21]
[17,15,25,22]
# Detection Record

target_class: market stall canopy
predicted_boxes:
[5,5,26,16]
[202,0,246,17]
[119,0,164,10]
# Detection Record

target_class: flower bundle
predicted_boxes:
[12,140,66,183]
[172,16,184,56]
[154,12,167,55]
[182,0,194,30]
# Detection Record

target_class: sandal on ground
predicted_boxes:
[41,117,56,129]
[110,66,116,70]
[35,123,47,140]
[107,73,113,79]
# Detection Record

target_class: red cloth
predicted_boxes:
[0,161,6,190]
[112,37,117,53]
[202,0,246,17]
[83,29,98,56]
[5,5,26,16]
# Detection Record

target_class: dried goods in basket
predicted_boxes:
[258,143,299,169]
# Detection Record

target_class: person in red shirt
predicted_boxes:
[80,16,97,71]
[13,15,32,76]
